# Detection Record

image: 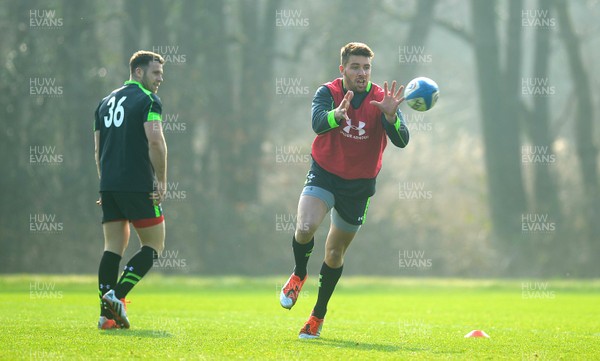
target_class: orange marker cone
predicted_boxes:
[464,330,490,338]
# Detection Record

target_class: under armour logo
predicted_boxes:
[343,119,366,136]
[306,173,316,183]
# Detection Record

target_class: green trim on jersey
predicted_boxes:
[124,80,152,96]
[153,204,161,217]
[327,110,338,129]
[393,115,401,131]
[148,112,162,121]
[392,115,409,147]
[124,80,161,122]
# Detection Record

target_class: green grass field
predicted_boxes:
[1,275,599,360]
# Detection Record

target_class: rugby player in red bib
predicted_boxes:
[279,42,409,338]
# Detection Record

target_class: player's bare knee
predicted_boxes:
[135,221,165,252]
[295,222,318,243]
[146,241,164,254]
[104,243,125,256]
[154,240,165,254]
[104,237,128,256]
[140,235,164,254]
[325,249,344,268]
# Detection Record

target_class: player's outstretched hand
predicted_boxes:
[370,81,404,123]
[334,90,354,122]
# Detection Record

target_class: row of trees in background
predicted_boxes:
[0,0,597,276]
[470,0,598,273]
[394,0,598,274]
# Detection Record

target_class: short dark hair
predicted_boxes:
[340,42,374,66]
[129,50,165,74]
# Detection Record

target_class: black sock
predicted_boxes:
[313,262,343,319]
[98,251,122,317]
[114,246,157,299]
[292,236,314,279]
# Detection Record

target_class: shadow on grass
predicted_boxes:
[307,338,426,353]
[99,329,174,338]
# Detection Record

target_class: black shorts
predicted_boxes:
[303,160,376,226]
[100,192,164,227]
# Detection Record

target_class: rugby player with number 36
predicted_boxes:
[94,51,167,330]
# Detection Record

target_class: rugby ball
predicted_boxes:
[404,77,439,111]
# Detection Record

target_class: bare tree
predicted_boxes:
[471,0,528,250]
[555,0,600,265]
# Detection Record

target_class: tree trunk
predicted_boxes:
[399,0,437,85]
[471,0,527,252]
[236,1,276,204]
[123,0,144,55]
[529,0,566,273]
[528,0,561,218]
[555,0,600,271]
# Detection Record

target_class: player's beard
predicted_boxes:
[344,73,368,93]
[141,72,159,94]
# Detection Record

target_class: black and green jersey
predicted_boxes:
[94,80,162,192]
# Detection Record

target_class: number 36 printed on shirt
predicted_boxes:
[103,96,127,128]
